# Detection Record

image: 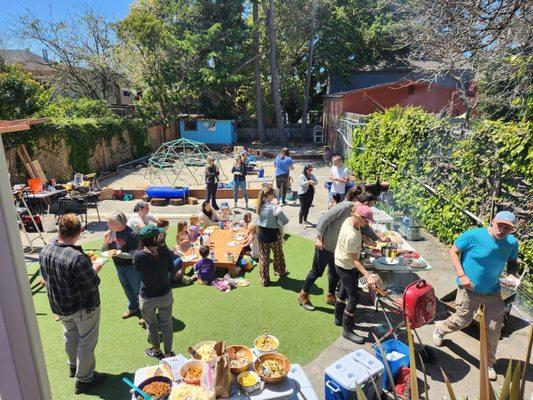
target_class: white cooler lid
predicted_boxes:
[324,349,384,391]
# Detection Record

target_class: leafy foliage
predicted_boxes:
[348,107,532,270]
[39,97,116,119]
[0,62,50,119]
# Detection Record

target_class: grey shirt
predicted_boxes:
[316,201,379,253]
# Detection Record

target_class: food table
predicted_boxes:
[181,228,247,276]
[132,357,318,400]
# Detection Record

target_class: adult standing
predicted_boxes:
[329,156,349,204]
[134,225,176,359]
[198,200,220,228]
[127,201,160,234]
[334,204,377,343]
[297,164,318,226]
[297,187,362,310]
[432,211,520,381]
[102,211,143,322]
[274,147,294,205]
[205,155,220,210]
[232,155,249,209]
[256,186,288,286]
[39,214,105,394]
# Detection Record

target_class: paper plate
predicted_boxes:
[182,255,197,262]
[408,259,427,268]
[378,257,399,265]
[92,257,106,267]
[101,249,121,257]
[227,241,239,247]
[236,279,250,287]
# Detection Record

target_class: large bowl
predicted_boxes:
[254,353,290,384]
[192,340,217,362]
[253,334,279,355]
[237,371,261,393]
[179,360,205,385]
[227,345,253,374]
[137,376,172,400]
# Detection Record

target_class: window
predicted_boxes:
[408,85,416,94]
[185,120,197,131]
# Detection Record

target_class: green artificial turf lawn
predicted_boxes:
[29,231,340,399]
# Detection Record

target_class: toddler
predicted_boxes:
[175,220,191,253]
[242,212,252,229]
[242,223,259,260]
[189,215,202,243]
[193,246,215,285]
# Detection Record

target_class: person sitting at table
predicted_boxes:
[193,246,215,285]
[102,211,143,322]
[189,215,202,242]
[219,203,233,226]
[242,212,252,229]
[334,204,377,344]
[127,201,160,234]
[198,201,220,228]
[432,211,520,381]
[256,186,288,286]
[242,223,259,260]
[175,220,191,253]
[133,225,175,359]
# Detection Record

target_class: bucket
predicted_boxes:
[28,178,43,194]
[41,215,57,232]
[373,339,410,390]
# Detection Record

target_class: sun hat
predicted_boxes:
[494,211,516,227]
[134,200,149,213]
[138,225,164,239]
[355,204,376,224]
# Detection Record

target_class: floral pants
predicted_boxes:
[258,239,286,286]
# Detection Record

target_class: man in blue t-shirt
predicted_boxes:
[433,211,520,381]
[274,147,294,205]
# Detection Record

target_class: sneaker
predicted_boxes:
[432,325,444,347]
[297,291,315,311]
[488,365,497,381]
[75,372,106,394]
[122,309,138,319]
[145,347,164,359]
[138,318,146,326]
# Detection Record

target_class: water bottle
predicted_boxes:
[199,235,204,246]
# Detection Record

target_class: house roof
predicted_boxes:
[0,118,47,134]
[0,49,54,71]
[328,61,473,95]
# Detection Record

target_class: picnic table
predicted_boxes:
[182,228,247,276]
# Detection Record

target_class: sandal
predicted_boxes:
[145,347,163,359]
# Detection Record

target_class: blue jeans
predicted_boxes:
[233,180,249,204]
[169,256,183,284]
[115,265,141,311]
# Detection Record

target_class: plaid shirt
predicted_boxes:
[39,240,100,316]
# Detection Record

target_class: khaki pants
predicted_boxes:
[60,306,101,383]
[437,288,504,365]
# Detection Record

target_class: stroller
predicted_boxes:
[373,279,437,361]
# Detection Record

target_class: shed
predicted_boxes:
[179,119,237,145]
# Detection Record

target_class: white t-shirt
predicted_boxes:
[250,237,259,259]
[330,165,348,194]
[334,217,362,270]
[127,212,157,234]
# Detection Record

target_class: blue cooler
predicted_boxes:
[373,339,410,390]
[324,349,384,400]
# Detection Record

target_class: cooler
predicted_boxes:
[324,349,384,400]
[399,216,421,241]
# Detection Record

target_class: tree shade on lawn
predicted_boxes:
[29,232,340,399]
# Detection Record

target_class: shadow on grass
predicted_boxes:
[76,371,134,400]
[172,316,185,333]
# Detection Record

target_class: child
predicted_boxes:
[193,246,215,285]
[242,223,259,260]
[175,220,191,253]
[242,212,252,229]
[219,204,233,226]
[158,219,187,284]
[189,215,202,243]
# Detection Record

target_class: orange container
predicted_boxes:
[28,178,43,194]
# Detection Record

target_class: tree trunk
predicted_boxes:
[263,0,287,146]
[300,0,317,144]
[253,0,266,143]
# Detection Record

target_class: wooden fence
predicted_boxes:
[237,123,314,142]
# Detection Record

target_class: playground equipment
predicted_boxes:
[144,138,227,186]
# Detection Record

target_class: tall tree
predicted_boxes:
[300,0,317,143]
[253,0,266,142]
[263,0,287,146]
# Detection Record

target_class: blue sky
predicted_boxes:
[0,0,132,53]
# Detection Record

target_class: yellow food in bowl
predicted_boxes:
[255,336,278,351]
[238,373,257,387]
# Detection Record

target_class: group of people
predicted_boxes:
[38,146,522,394]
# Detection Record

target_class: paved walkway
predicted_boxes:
[20,158,532,399]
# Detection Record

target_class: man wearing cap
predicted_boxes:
[433,211,520,381]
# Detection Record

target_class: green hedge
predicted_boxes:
[348,107,532,269]
[3,117,149,177]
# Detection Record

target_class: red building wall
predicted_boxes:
[342,82,466,116]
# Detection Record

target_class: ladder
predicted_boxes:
[13,190,47,253]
